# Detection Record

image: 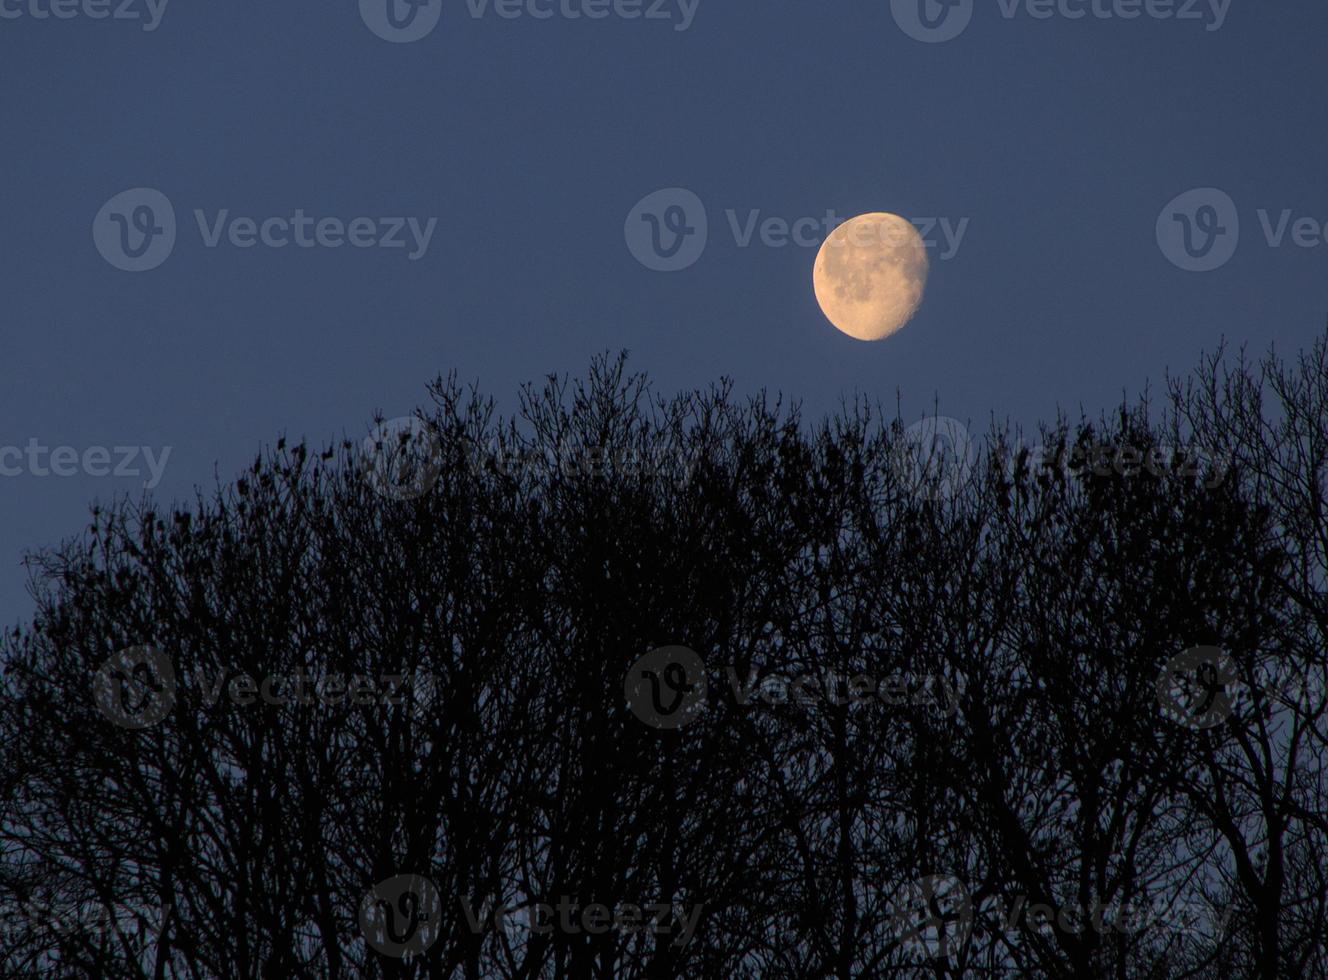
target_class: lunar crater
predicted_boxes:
[813,213,929,341]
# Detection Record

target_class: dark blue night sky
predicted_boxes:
[2,0,1325,625]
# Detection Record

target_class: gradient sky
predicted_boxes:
[2,0,1325,627]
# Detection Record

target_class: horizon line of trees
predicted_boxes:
[2,332,1326,978]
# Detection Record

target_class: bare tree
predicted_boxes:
[2,343,1325,978]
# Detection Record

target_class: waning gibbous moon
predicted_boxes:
[813,212,929,341]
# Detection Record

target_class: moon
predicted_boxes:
[813,213,929,341]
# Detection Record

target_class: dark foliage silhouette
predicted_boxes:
[1,340,1326,978]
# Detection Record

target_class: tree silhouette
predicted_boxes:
[1,341,1325,978]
